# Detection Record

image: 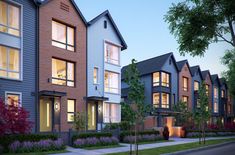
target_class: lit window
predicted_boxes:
[52,58,75,87]
[153,93,160,108]
[194,81,199,91]
[6,92,21,107]
[205,84,209,96]
[67,99,75,122]
[105,42,120,65]
[183,77,188,91]
[153,72,160,86]
[104,71,119,94]
[162,93,169,108]
[221,90,225,98]
[214,101,218,113]
[0,1,20,36]
[93,67,98,84]
[161,72,170,87]
[103,103,121,123]
[214,87,218,98]
[52,21,75,51]
[182,96,188,109]
[0,46,20,79]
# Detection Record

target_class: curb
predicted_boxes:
[162,141,235,155]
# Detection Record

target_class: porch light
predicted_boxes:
[54,102,59,111]
[98,105,102,113]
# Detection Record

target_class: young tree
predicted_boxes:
[121,102,136,130]
[173,100,192,126]
[124,59,150,155]
[73,112,86,132]
[193,82,210,144]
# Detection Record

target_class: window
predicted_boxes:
[104,20,107,29]
[206,84,209,96]
[67,99,75,122]
[196,99,200,108]
[221,90,225,98]
[228,104,231,114]
[214,87,218,98]
[0,46,20,79]
[153,93,160,108]
[104,71,119,94]
[6,92,21,107]
[93,67,98,84]
[153,72,160,86]
[52,58,75,87]
[182,96,188,109]
[194,81,199,91]
[105,42,120,65]
[103,103,121,123]
[0,1,20,36]
[52,21,75,51]
[162,93,169,108]
[183,77,188,91]
[161,72,170,87]
[214,101,218,113]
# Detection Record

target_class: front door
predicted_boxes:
[88,102,97,130]
[39,97,53,132]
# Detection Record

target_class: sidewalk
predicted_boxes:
[51,136,235,155]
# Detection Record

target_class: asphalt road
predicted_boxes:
[185,142,235,155]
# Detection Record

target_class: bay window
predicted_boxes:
[103,103,121,123]
[161,72,170,87]
[105,42,120,65]
[6,92,21,107]
[0,45,20,79]
[104,71,119,94]
[52,58,75,87]
[153,72,160,86]
[67,99,75,122]
[153,93,160,108]
[52,21,75,51]
[0,1,20,36]
[183,77,188,91]
[162,93,169,108]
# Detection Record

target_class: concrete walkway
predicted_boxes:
[51,136,235,155]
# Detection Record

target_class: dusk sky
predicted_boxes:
[75,0,233,76]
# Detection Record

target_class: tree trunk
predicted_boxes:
[129,127,132,155]
[227,18,235,46]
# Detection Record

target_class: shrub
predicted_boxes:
[120,130,160,141]
[72,132,112,142]
[73,136,119,148]
[103,123,119,130]
[163,126,169,140]
[123,134,163,143]
[0,134,57,153]
[8,139,65,153]
[0,145,3,154]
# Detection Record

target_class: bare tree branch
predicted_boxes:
[216,31,234,46]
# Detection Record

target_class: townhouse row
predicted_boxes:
[121,53,235,127]
[0,0,127,132]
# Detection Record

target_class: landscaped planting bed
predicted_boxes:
[186,130,235,138]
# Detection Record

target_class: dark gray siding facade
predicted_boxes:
[0,0,37,132]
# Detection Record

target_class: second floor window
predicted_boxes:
[105,42,120,65]
[214,87,218,99]
[93,67,98,84]
[153,72,160,86]
[104,71,119,94]
[206,84,209,96]
[0,45,20,80]
[52,21,75,51]
[161,72,170,87]
[194,81,199,91]
[221,90,225,98]
[0,1,20,36]
[213,101,218,113]
[52,58,75,87]
[183,77,188,91]
[153,93,160,108]
[162,93,169,108]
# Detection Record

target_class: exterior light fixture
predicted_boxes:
[54,102,59,111]
[98,105,102,113]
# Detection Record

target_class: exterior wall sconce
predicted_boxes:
[98,105,102,113]
[54,102,59,111]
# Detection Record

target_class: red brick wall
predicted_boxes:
[39,0,87,131]
[178,64,192,110]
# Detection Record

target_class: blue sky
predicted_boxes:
[75,0,233,76]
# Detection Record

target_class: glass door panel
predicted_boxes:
[88,102,97,130]
[40,97,52,132]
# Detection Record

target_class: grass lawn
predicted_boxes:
[107,138,235,155]
[123,140,174,145]
[83,144,124,150]
[3,150,68,155]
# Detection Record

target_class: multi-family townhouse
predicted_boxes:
[122,53,179,127]
[211,74,221,123]
[37,0,87,132]
[190,66,203,109]
[176,60,193,110]
[227,91,234,123]
[0,0,37,132]
[220,78,229,124]
[86,10,127,130]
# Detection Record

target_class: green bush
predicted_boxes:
[120,130,160,141]
[103,123,119,130]
[0,134,57,153]
[72,132,112,142]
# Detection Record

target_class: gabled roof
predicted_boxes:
[176,60,193,76]
[88,10,127,50]
[211,74,221,86]
[201,70,213,84]
[190,65,203,80]
[34,0,87,24]
[121,52,178,79]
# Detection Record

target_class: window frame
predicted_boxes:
[52,20,75,52]
[153,72,160,86]
[67,99,75,123]
[51,58,75,87]
[93,67,99,84]
[194,81,199,91]
[0,0,21,37]
[221,90,225,98]
[183,77,188,91]
[104,70,119,94]
[153,93,160,108]
[0,45,21,80]
[5,91,22,107]
[104,41,121,66]
[161,92,170,109]
[161,72,170,87]
[182,96,189,109]
[103,102,121,123]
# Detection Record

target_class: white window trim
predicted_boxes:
[103,102,121,123]
[104,70,120,95]
[104,40,121,67]
[93,66,99,85]
[5,91,22,107]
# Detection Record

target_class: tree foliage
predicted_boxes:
[165,0,235,56]
[173,100,192,126]
[73,112,86,132]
